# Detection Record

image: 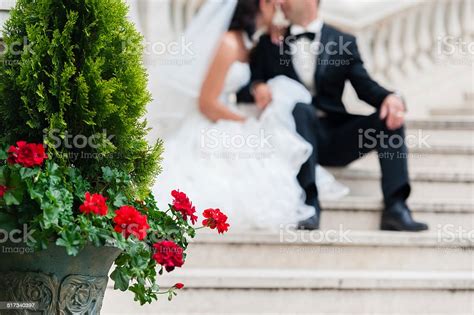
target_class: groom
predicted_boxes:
[250,0,428,232]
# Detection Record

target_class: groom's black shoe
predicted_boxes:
[381,201,428,232]
[297,213,320,230]
[297,203,321,231]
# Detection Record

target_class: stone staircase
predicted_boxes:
[102,115,474,315]
[430,93,474,117]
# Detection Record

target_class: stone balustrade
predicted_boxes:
[1,0,471,117]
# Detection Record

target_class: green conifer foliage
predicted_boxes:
[0,0,162,195]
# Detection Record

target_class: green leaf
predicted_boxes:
[20,167,40,180]
[112,191,127,208]
[111,267,131,291]
[101,167,114,183]
[0,149,7,160]
[0,165,7,184]
[3,189,23,206]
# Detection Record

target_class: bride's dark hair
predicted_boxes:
[228,0,260,37]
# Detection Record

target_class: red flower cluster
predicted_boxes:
[8,141,47,168]
[79,192,108,216]
[153,240,184,272]
[174,283,184,289]
[113,206,150,240]
[171,190,198,224]
[0,185,7,198]
[202,208,230,234]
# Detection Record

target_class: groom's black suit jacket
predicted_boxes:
[249,23,392,116]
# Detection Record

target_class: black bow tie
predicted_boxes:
[291,32,317,42]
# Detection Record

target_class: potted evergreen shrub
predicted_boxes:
[0,0,229,313]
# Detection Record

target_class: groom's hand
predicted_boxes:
[253,83,273,109]
[380,94,406,130]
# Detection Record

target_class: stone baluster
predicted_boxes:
[447,0,463,39]
[372,24,391,83]
[432,0,449,63]
[417,1,435,69]
[386,17,405,83]
[402,7,421,77]
[355,28,376,73]
[462,0,474,39]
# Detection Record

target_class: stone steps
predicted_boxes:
[103,269,474,314]
[181,231,473,272]
[404,129,474,149]
[328,168,473,201]
[320,196,473,230]
[406,117,474,131]
[431,106,474,117]
[345,151,473,173]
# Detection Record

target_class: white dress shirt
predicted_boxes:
[290,19,324,96]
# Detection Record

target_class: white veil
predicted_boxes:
[128,0,238,139]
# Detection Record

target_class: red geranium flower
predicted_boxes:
[113,206,150,240]
[202,208,230,234]
[152,240,184,272]
[174,283,184,289]
[0,185,7,198]
[171,190,198,224]
[79,192,108,216]
[8,141,48,168]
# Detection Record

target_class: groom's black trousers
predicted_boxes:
[293,103,411,213]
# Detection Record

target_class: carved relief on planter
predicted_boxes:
[0,272,108,315]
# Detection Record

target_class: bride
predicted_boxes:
[132,0,348,230]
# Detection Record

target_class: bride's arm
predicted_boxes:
[199,35,246,123]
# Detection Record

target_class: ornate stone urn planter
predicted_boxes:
[0,241,121,314]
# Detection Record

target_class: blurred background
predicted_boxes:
[1,0,472,314]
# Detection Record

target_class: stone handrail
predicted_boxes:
[322,0,473,86]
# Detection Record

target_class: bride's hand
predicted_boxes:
[253,83,273,109]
